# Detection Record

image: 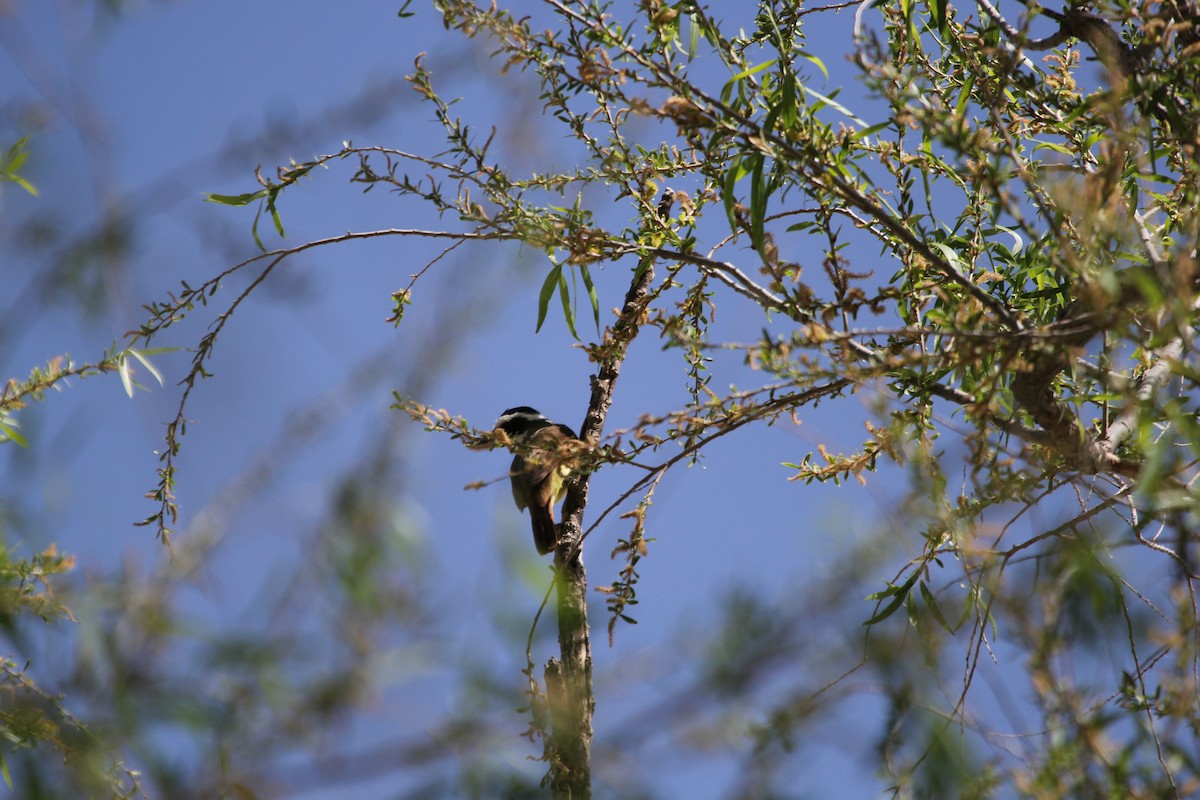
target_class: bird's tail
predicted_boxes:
[530,503,559,555]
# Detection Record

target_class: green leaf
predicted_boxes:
[725,58,778,87]
[5,136,28,165]
[0,421,27,448]
[777,72,798,131]
[580,264,601,333]
[929,241,967,276]
[266,192,286,238]
[205,190,269,206]
[919,580,953,632]
[864,588,907,625]
[1022,284,1069,300]
[5,148,27,172]
[802,85,867,128]
[955,72,975,118]
[1031,140,1075,157]
[931,0,950,37]
[749,153,767,252]
[6,175,37,196]
[850,121,890,142]
[536,263,563,333]
[133,346,180,357]
[722,154,749,233]
[795,50,828,81]
[987,224,1024,254]
[558,267,580,340]
[251,200,267,252]
[864,576,917,625]
[1,136,38,196]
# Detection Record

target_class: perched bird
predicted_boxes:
[494,406,580,555]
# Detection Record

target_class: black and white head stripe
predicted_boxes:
[495,406,549,435]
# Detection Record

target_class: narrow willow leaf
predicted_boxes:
[205,190,268,206]
[929,241,968,276]
[802,84,867,128]
[864,589,907,626]
[749,154,767,252]
[580,264,600,333]
[796,50,828,81]
[536,264,563,333]
[919,580,952,632]
[267,193,286,238]
[557,268,579,340]
[118,356,134,398]
[251,201,267,252]
[0,421,27,448]
[129,349,165,386]
[864,576,917,625]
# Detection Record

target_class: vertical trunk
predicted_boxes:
[546,550,593,798]
[545,196,665,797]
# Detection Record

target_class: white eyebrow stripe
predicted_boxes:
[496,409,548,428]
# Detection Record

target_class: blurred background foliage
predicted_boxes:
[2,0,1200,798]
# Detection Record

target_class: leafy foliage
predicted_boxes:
[0,136,37,197]
[6,0,1200,796]
[377,0,1200,794]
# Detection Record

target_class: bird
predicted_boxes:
[493,406,580,555]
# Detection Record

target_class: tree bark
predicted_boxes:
[545,560,594,798]
[547,203,662,796]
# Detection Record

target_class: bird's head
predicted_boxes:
[494,406,548,439]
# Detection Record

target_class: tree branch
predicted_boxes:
[544,195,668,797]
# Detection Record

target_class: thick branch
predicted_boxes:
[547,201,662,797]
[1008,305,1118,473]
